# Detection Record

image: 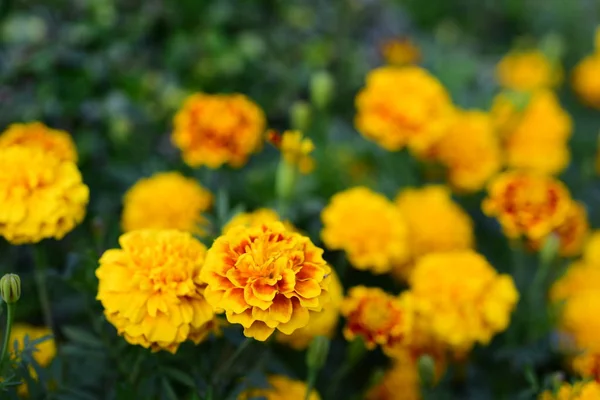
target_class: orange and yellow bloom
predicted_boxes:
[201,222,331,341]
[268,130,315,174]
[0,121,78,162]
[96,230,216,353]
[239,375,321,400]
[172,93,266,168]
[539,380,600,399]
[496,49,561,92]
[572,27,600,109]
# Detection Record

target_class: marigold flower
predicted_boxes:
[572,53,600,109]
[276,269,343,349]
[539,380,600,400]
[321,187,409,274]
[529,201,590,258]
[491,90,572,175]
[122,172,213,235]
[239,375,321,400]
[393,186,474,279]
[410,251,519,352]
[482,171,572,241]
[222,208,295,234]
[172,93,265,168]
[583,231,600,265]
[96,230,215,353]
[496,49,562,92]
[0,121,77,162]
[432,110,502,192]
[268,130,315,174]
[365,353,421,400]
[381,38,421,66]
[0,145,89,244]
[201,222,331,341]
[341,286,413,351]
[355,66,454,154]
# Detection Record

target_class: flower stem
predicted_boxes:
[33,246,53,330]
[0,302,15,367]
[212,337,252,386]
[304,369,317,400]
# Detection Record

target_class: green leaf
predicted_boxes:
[162,367,196,388]
[61,326,104,349]
[161,378,179,400]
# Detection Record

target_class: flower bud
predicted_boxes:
[310,71,334,110]
[306,335,330,371]
[290,100,312,132]
[0,274,21,304]
[417,354,436,388]
[540,233,560,267]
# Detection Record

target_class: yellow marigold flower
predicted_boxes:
[172,93,265,168]
[366,354,421,400]
[572,351,600,381]
[121,172,213,235]
[96,230,215,353]
[491,90,572,175]
[583,230,600,265]
[572,53,600,109]
[482,171,572,241]
[550,260,600,304]
[539,381,600,400]
[381,38,421,66]
[410,251,519,352]
[0,145,89,244]
[268,130,315,174]
[432,110,502,192]
[355,66,455,154]
[529,201,590,258]
[276,269,343,349]
[222,208,296,234]
[0,121,77,162]
[239,375,321,400]
[496,49,562,91]
[321,187,409,274]
[340,286,413,351]
[393,186,474,279]
[201,222,331,341]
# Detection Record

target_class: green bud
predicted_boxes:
[310,71,334,110]
[540,233,560,266]
[540,33,565,63]
[417,354,436,388]
[290,101,312,132]
[0,274,21,304]
[306,335,330,371]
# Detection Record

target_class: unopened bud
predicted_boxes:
[417,354,436,388]
[306,335,330,371]
[310,71,334,110]
[540,233,560,266]
[290,101,312,132]
[0,274,21,304]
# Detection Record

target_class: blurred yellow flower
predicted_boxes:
[529,201,590,258]
[482,171,572,241]
[0,145,89,244]
[96,230,215,353]
[583,230,600,265]
[341,286,413,351]
[239,375,321,400]
[381,38,421,66]
[496,49,561,92]
[277,269,343,349]
[366,352,421,400]
[539,381,600,400]
[321,187,409,274]
[355,66,454,155]
[491,90,572,175]
[222,208,295,234]
[201,222,331,341]
[172,93,265,168]
[572,53,600,109]
[432,110,502,192]
[0,121,78,162]
[268,130,315,174]
[122,172,213,235]
[410,251,519,352]
[393,185,474,279]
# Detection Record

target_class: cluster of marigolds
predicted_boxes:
[3,26,600,400]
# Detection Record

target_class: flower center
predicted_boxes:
[362,300,394,331]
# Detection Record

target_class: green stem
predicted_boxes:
[33,246,53,330]
[0,303,15,367]
[211,338,252,386]
[275,160,297,219]
[304,369,317,400]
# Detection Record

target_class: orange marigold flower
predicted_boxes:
[321,187,409,274]
[96,230,216,353]
[482,171,572,241]
[491,90,572,175]
[172,93,266,168]
[355,66,455,155]
[539,380,600,400]
[201,222,331,341]
[341,286,413,351]
[0,121,77,162]
[222,208,295,234]
[529,201,590,258]
[393,185,474,279]
[268,130,315,174]
[276,269,343,349]
[0,145,89,244]
[496,49,562,92]
[121,172,213,235]
[410,251,519,352]
[380,38,421,66]
[583,230,600,265]
[572,53,600,109]
[239,375,321,400]
[432,110,502,192]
